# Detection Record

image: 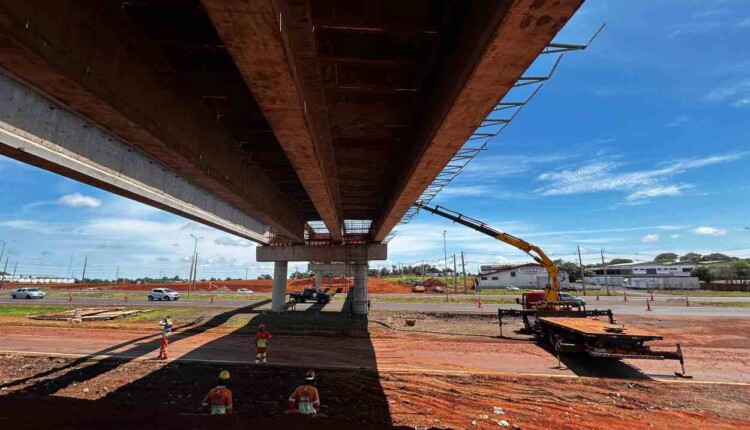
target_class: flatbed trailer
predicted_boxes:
[499,308,690,376]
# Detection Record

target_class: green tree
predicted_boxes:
[654,253,678,263]
[553,259,581,283]
[691,266,712,283]
[609,258,633,265]
[701,253,733,262]
[679,252,702,262]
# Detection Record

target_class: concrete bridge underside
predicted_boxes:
[0,0,584,314]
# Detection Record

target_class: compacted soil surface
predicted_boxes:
[0,311,749,429]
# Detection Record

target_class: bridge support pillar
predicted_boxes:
[272,261,288,312]
[315,271,323,289]
[351,263,369,315]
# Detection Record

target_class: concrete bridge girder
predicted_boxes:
[0,75,269,243]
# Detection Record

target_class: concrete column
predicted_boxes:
[271,261,288,312]
[351,263,369,315]
[315,271,323,289]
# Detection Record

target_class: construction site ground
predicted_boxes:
[0,308,748,429]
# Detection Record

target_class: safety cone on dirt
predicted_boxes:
[68,293,73,302]
[124,295,129,303]
[477,298,482,309]
[686,296,690,307]
[646,299,652,311]
[596,294,600,301]
[623,292,627,302]
[210,295,215,304]
[650,291,654,302]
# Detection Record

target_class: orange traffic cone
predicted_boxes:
[650,291,654,302]
[210,295,215,304]
[623,293,627,302]
[477,299,482,309]
[596,294,600,301]
[686,296,689,307]
[68,293,73,302]
[124,295,129,303]
[646,299,652,311]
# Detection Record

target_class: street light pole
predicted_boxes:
[189,234,203,297]
[0,240,6,270]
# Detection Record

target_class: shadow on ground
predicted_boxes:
[0,299,397,428]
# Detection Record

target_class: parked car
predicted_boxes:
[289,288,330,304]
[10,288,46,299]
[559,292,586,307]
[148,288,180,301]
[83,287,101,292]
[237,288,254,294]
[432,286,445,293]
[506,286,520,291]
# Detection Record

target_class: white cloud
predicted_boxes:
[536,152,748,201]
[704,78,750,107]
[693,226,728,236]
[642,234,660,243]
[625,184,692,203]
[57,193,102,208]
[671,234,681,239]
[462,153,573,179]
[215,237,253,248]
[666,115,689,127]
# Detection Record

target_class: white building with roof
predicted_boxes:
[476,263,570,290]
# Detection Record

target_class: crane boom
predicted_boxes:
[415,202,560,302]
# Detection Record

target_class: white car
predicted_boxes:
[506,286,520,291]
[10,288,46,299]
[236,288,254,294]
[148,288,180,301]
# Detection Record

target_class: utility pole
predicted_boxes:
[192,252,199,290]
[443,230,448,277]
[81,256,88,285]
[11,262,17,283]
[601,250,611,296]
[0,240,6,268]
[422,259,425,278]
[461,252,467,294]
[67,251,75,278]
[189,234,202,297]
[577,246,586,296]
[453,254,458,293]
[0,257,7,288]
[115,265,120,284]
[245,267,248,280]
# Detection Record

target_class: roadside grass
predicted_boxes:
[693,301,750,308]
[44,291,272,301]
[656,290,750,297]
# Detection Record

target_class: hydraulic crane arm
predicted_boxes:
[415,202,560,302]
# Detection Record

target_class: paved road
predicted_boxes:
[1,296,748,318]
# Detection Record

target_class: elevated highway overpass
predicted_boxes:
[0,0,584,313]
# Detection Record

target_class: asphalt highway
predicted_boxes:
[1,295,748,317]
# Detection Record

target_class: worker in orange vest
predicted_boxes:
[158,316,173,360]
[201,370,233,415]
[288,370,321,415]
[254,324,272,364]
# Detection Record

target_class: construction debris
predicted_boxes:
[30,308,143,322]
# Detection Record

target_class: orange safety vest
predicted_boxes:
[202,386,233,415]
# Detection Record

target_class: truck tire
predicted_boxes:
[11,294,16,299]
[295,297,302,303]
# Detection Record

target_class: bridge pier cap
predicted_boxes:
[256,243,387,263]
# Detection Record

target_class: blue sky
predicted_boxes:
[1,0,749,279]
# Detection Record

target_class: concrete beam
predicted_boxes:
[373,0,583,241]
[256,244,387,262]
[0,74,268,243]
[0,0,306,241]
[202,0,344,241]
[308,262,349,274]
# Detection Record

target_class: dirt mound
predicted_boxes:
[422,278,446,289]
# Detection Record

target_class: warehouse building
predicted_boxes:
[600,262,696,277]
[476,263,570,290]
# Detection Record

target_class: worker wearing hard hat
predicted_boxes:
[201,370,234,415]
[254,324,272,364]
[157,316,173,360]
[288,370,320,415]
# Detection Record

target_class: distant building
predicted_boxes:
[0,274,75,284]
[598,262,696,277]
[476,263,570,290]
